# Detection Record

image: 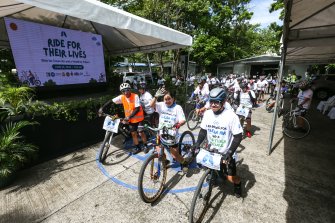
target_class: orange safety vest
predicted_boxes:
[121,93,144,123]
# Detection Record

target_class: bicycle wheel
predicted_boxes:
[282,114,311,139]
[238,115,245,128]
[138,153,167,203]
[98,132,113,163]
[189,169,212,223]
[187,109,200,130]
[34,80,41,86]
[179,131,195,159]
[265,97,275,112]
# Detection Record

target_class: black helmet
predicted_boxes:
[298,80,312,89]
[239,82,248,89]
[139,83,146,89]
[209,87,226,102]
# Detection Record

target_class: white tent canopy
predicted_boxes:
[285,0,335,64]
[268,0,335,154]
[0,0,192,55]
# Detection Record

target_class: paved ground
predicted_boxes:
[1,100,335,223]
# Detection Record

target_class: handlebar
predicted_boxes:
[144,124,175,132]
[99,112,124,121]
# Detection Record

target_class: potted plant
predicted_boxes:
[0,118,38,188]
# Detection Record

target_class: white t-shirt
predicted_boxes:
[200,109,243,154]
[256,80,268,91]
[140,91,155,114]
[234,90,256,108]
[297,89,313,109]
[155,102,186,128]
[112,94,141,107]
[194,86,209,101]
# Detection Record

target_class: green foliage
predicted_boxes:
[26,95,122,122]
[325,64,335,73]
[0,120,38,178]
[0,72,20,89]
[89,78,98,83]
[43,79,57,86]
[0,86,35,116]
[270,0,284,20]
[102,0,281,72]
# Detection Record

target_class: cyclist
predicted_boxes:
[189,78,210,116]
[266,80,288,113]
[234,82,256,138]
[99,83,148,154]
[194,87,243,198]
[291,80,313,131]
[138,83,159,141]
[150,88,192,172]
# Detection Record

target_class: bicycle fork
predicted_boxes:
[150,146,165,180]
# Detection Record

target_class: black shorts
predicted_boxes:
[129,122,141,132]
[221,158,237,176]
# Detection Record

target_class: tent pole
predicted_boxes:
[267,46,286,155]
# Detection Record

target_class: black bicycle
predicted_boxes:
[98,113,154,163]
[138,125,195,203]
[189,146,229,223]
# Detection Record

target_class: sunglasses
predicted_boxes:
[209,100,221,105]
[121,89,130,93]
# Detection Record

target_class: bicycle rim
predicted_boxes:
[187,109,200,130]
[179,131,195,159]
[189,169,212,223]
[98,132,112,163]
[138,154,167,203]
[283,114,311,139]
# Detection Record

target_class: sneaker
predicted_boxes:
[129,145,141,154]
[246,131,252,138]
[142,144,150,154]
[181,156,193,173]
[234,182,242,198]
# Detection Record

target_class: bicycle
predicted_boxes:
[138,125,195,203]
[235,104,250,128]
[189,145,229,223]
[282,102,311,139]
[186,98,205,130]
[265,92,285,112]
[98,113,155,163]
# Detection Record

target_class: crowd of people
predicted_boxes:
[99,71,317,199]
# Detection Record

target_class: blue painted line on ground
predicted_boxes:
[95,132,207,194]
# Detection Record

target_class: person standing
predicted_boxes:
[99,83,148,153]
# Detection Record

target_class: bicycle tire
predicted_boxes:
[34,80,41,86]
[265,97,275,112]
[187,109,200,130]
[178,131,195,159]
[189,169,212,223]
[282,114,311,139]
[98,131,113,163]
[238,115,245,128]
[138,153,167,203]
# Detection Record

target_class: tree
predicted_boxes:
[102,0,281,73]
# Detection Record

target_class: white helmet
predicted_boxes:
[120,82,131,91]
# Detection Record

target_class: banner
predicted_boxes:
[5,17,106,87]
